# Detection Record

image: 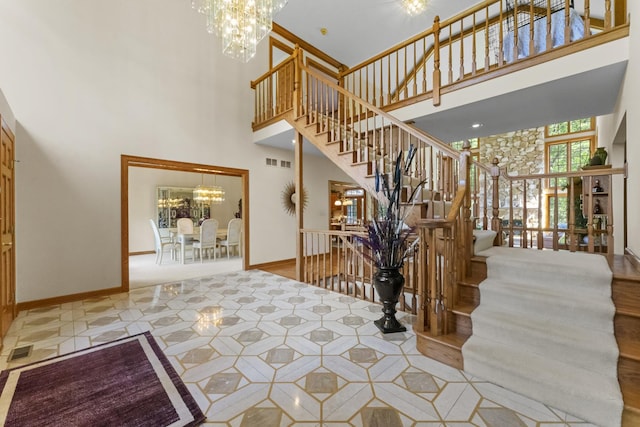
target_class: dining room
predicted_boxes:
[126,158,246,289]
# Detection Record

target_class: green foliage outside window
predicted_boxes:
[547,118,593,136]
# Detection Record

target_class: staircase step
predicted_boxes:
[619,356,640,419]
[457,281,480,306]
[485,248,613,298]
[479,278,616,332]
[471,305,618,376]
[463,336,623,427]
[415,330,468,370]
[613,277,640,316]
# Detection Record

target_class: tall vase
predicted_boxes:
[373,267,407,333]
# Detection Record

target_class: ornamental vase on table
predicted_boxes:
[589,147,608,166]
[373,267,407,333]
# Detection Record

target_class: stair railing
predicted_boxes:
[339,0,622,111]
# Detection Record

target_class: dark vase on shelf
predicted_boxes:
[373,268,407,333]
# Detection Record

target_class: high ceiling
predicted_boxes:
[262,0,626,154]
[273,0,479,67]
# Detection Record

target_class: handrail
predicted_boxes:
[339,0,622,110]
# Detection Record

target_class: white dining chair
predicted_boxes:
[192,218,219,262]
[176,218,195,263]
[219,218,242,258]
[149,219,176,264]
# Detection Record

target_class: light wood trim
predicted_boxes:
[306,57,339,80]
[121,155,250,292]
[269,37,294,69]
[17,287,123,312]
[272,23,346,71]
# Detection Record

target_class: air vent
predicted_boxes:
[280,160,291,168]
[8,345,32,361]
[266,158,278,167]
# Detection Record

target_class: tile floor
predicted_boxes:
[0,270,597,426]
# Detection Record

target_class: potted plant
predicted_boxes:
[357,146,423,333]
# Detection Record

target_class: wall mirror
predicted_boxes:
[156,187,211,229]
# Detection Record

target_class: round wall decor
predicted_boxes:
[282,181,308,216]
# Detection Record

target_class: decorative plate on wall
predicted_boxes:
[282,181,308,216]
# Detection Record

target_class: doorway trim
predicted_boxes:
[121,155,250,292]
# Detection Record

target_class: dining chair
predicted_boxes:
[192,218,219,263]
[176,218,195,263]
[219,218,242,258]
[149,219,176,264]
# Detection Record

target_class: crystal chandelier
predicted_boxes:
[193,175,225,205]
[401,0,428,16]
[191,0,288,62]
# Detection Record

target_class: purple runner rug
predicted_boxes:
[0,331,205,426]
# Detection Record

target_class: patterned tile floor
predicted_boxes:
[0,270,597,426]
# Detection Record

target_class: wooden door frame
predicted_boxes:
[121,155,250,292]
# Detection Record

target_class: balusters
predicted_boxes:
[584,0,592,36]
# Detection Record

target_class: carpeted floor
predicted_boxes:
[463,247,623,427]
[0,332,205,426]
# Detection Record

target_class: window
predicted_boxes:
[546,138,594,188]
[545,117,594,137]
[450,138,479,151]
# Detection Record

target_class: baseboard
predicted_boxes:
[249,258,295,270]
[16,287,124,312]
[130,251,155,256]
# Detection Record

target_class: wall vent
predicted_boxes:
[280,160,291,168]
[266,158,278,167]
[8,345,32,361]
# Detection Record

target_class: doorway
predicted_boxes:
[121,155,249,291]
[329,180,367,231]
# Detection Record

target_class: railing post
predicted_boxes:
[491,158,502,246]
[293,45,302,118]
[432,16,441,106]
[461,141,472,274]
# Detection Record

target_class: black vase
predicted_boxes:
[373,267,407,333]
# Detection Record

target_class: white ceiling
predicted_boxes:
[261,0,627,154]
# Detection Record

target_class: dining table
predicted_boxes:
[168,227,228,264]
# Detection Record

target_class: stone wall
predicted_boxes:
[476,127,545,226]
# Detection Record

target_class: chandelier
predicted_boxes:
[191,0,288,62]
[193,175,225,205]
[401,0,428,16]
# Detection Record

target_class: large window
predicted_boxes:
[545,117,594,137]
[544,118,595,227]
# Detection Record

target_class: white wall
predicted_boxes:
[0,0,351,303]
[598,3,639,256]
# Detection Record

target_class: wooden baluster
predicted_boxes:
[433,16,441,106]
[370,64,374,107]
[413,42,418,96]
[565,0,571,45]
[461,142,472,273]
[395,51,399,105]
[513,2,518,62]
[491,159,502,245]
[546,0,552,53]
[472,13,477,75]
[484,6,490,71]
[606,173,614,262]
[459,19,465,79]
[529,1,535,57]
[537,178,543,249]
[522,178,528,248]
[386,57,390,105]
[605,0,612,29]
[448,24,454,84]
[508,179,514,247]
[584,0,591,36]
[422,37,427,93]
[404,45,408,99]
[498,0,504,66]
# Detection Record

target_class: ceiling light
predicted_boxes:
[401,0,429,16]
[471,123,483,128]
[191,0,288,62]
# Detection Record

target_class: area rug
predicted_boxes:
[462,247,623,427]
[0,331,205,426]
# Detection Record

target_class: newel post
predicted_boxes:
[490,158,503,246]
[293,45,303,118]
[460,141,472,275]
[432,16,441,106]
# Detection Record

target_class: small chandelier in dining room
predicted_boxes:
[191,0,289,62]
[401,0,428,16]
[193,175,225,205]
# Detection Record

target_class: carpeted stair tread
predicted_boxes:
[463,249,622,427]
[479,278,615,332]
[471,305,619,376]
[485,249,612,297]
[464,336,623,427]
